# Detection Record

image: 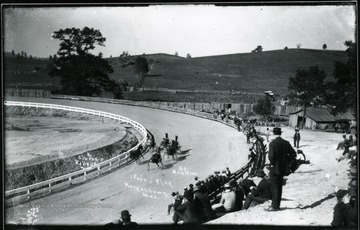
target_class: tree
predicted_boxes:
[174,52,179,57]
[288,66,327,128]
[11,50,15,55]
[296,44,301,49]
[325,40,356,115]
[253,95,275,122]
[133,56,149,89]
[284,46,288,50]
[252,45,263,53]
[186,53,191,58]
[323,44,327,50]
[49,27,124,98]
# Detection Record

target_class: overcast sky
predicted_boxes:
[3,4,356,58]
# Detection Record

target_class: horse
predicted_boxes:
[159,133,170,151]
[129,145,144,164]
[163,139,180,161]
[148,151,163,170]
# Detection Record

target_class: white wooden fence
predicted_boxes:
[4,101,148,206]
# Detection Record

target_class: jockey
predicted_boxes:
[162,133,170,147]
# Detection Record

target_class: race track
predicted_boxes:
[5,97,249,225]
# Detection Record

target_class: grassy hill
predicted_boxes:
[4,49,348,102]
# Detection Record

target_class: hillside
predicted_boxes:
[4,49,348,99]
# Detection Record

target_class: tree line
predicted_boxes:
[253,40,356,126]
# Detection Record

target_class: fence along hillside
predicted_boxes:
[5,89,300,116]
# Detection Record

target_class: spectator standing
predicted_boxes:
[267,127,296,211]
[243,169,272,209]
[225,167,232,177]
[293,127,301,148]
[265,128,270,143]
[120,210,137,226]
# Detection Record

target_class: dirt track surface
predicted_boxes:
[5,97,249,225]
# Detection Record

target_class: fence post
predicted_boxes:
[84,171,87,181]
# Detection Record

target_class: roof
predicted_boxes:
[290,107,336,123]
[334,112,355,121]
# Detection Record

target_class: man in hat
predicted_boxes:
[267,127,297,211]
[173,190,204,224]
[212,183,236,213]
[243,169,272,209]
[193,184,216,221]
[331,189,354,227]
[293,127,301,148]
[120,210,137,226]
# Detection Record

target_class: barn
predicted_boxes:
[289,107,336,130]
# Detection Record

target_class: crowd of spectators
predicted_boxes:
[332,131,358,227]
[166,162,273,225]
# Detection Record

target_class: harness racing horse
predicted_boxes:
[148,149,163,170]
[159,134,170,151]
[129,145,144,164]
[163,138,181,161]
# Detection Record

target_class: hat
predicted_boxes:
[183,190,193,201]
[295,128,299,131]
[336,189,348,199]
[256,169,266,177]
[171,192,176,196]
[121,210,131,219]
[273,127,282,135]
[194,176,198,180]
[224,183,231,189]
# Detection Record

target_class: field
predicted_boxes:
[4,49,348,102]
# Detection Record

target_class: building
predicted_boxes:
[289,107,336,130]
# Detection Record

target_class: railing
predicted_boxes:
[4,101,148,206]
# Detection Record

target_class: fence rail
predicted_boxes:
[4,101,148,205]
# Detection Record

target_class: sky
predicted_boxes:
[3,4,356,58]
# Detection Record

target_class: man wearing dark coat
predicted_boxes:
[193,185,216,221]
[267,127,296,211]
[243,169,272,209]
[173,191,204,224]
[293,127,301,148]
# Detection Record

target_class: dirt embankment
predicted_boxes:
[4,106,140,191]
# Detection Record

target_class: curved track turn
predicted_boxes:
[5,97,249,225]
